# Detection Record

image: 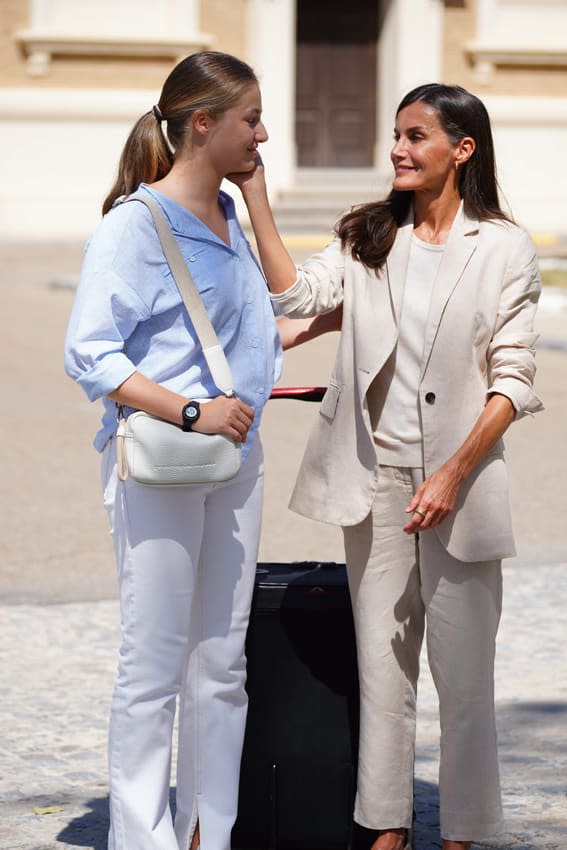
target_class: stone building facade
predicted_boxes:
[0,0,565,241]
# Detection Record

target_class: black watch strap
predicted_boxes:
[181,400,201,431]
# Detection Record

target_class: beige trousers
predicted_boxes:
[343,466,504,843]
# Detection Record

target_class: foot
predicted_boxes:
[371,828,408,850]
[442,842,471,850]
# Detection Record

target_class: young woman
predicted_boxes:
[233,84,543,850]
[64,50,336,850]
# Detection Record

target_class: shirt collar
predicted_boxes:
[139,184,240,252]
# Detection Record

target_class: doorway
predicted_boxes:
[295,0,378,167]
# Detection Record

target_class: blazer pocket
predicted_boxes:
[320,382,341,420]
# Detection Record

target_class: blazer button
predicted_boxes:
[425,392,436,405]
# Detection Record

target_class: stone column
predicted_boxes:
[376,0,443,173]
[245,0,296,197]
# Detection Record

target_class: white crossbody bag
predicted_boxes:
[115,192,242,486]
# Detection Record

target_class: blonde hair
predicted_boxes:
[102,51,257,215]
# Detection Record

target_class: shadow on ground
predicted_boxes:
[54,780,440,850]
[54,702,566,850]
[56,796,108,850]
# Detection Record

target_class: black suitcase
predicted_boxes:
[233,561,360,850]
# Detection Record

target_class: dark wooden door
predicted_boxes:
[296,0,378,167]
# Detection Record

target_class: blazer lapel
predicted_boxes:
[355,215,413,397]
[420,204,479,376]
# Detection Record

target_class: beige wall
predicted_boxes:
[442,0,477,88]
[0,0,29,86]
[442,0,567,97]
[1,0,565,240]
[200,0,248,60]
[0,1,175,88]
[0,0,249,90]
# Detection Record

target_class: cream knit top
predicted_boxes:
[369,234,445,467]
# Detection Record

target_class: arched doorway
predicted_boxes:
[295,0,378,167]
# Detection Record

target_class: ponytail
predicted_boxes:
[102,112,173,215]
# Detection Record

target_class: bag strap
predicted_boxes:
[125,192,234,397]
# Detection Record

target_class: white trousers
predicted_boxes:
[343,466,504,843]
[101,436,264,850]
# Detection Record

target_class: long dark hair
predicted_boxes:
[102,51,258,215]
[337,83,510,269]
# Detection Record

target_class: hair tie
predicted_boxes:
[152,104,164,122]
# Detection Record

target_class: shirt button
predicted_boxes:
[189,256,196,262]
[247,297,253,304]
[425,392,436,405]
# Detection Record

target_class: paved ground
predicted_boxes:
[0,242,566,849]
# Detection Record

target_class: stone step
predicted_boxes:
[272,171,391,233]
[273,172,389,233]
[272,205,355,234]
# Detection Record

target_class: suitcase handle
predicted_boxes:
[269,386,326,403]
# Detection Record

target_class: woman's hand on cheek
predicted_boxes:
[226,154,266,196]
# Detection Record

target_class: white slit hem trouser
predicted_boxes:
[101,436,264,850]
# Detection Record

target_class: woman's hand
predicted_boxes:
[403,394,515,534]
[403,460,462,534]
[228,153,297,294]
[193,395,254,443]
[226,153,266,196]
[109,374,254,443]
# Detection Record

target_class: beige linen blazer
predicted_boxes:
[271,206,543,562]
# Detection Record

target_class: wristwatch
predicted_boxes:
[181,400,201,432]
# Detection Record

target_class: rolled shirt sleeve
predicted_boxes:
[64,266,149,402]
[270,237,346,317]
[486,227,544,418]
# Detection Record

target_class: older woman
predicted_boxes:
[232,84,543,850]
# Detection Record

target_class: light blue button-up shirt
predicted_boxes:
[64,184,283,459]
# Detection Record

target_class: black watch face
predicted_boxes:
[184,404,199,421]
